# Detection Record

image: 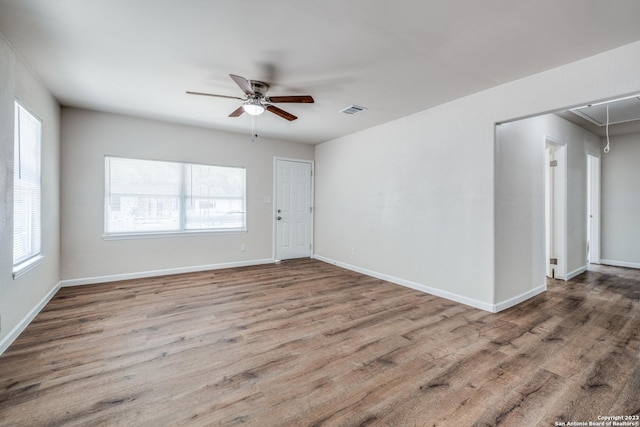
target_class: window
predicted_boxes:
[105,156,246,236]
[13,101,42,275]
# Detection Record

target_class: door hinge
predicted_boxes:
[550,258,558,265]
[310,170,313,177]
[550,160,558,167]
[310,206,313,213]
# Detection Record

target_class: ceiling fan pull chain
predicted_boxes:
[251,114,258,143]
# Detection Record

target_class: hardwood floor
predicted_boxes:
[0,259,638,426]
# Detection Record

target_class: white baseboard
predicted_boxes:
[554,265,588,281]
[600,259,640,270]
[312,255,496,312]
[60,258,275,287]
[0,281,62,357]
[563,265,588,280]
[493,283,547,313]
[313,255,550,313]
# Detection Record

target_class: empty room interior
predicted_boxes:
[1,1,640,425]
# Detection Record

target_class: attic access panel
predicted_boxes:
[570,96,640,126]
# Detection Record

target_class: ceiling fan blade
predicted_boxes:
[229,74,255,96]
[186,91,243,100]
[268,95,314,104]
[266,105,297,121]
[228,106,245,117]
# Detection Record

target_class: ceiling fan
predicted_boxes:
[187,74,314,121]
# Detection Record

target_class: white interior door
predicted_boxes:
[275,159,313,260]
[587,154,601,264]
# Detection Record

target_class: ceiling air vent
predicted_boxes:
[339,105,367,115]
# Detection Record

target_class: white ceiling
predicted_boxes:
[1,0,640,144]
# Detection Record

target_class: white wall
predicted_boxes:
[315,40,640,312]
[495,117,547,304]
[601,132,640,268]
[0,35,61,353]
[60,108,314,283]
[496,114,600,299]
[315,100,496,309]
[564,120,601,276]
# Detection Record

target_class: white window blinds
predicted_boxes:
[13,102,42,267]
[105,157,246,235]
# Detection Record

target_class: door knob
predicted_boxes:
[277,216,282,220]
[277,209,281,213]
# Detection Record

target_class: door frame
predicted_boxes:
[544,135,567,280]
[587,152,601,265]
[273,157,315,261]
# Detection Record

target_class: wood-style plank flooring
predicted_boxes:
[0,259,639,426]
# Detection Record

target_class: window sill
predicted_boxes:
[13,255,45,279]
[103,229,247,240]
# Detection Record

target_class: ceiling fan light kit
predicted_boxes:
[242,100,265,116]
[187,73,314,122]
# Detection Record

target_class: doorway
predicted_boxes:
[545,137,567,279]
[274,158,313,260]
[587,154,601,265]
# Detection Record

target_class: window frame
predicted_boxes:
[104,156,247,239]
[13,100,44,278]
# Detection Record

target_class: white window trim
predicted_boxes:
[103,229,247,240]
[13,254,45,279]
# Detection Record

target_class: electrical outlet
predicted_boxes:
[240,243,246,252]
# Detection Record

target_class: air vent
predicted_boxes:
[339,105,367,115]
